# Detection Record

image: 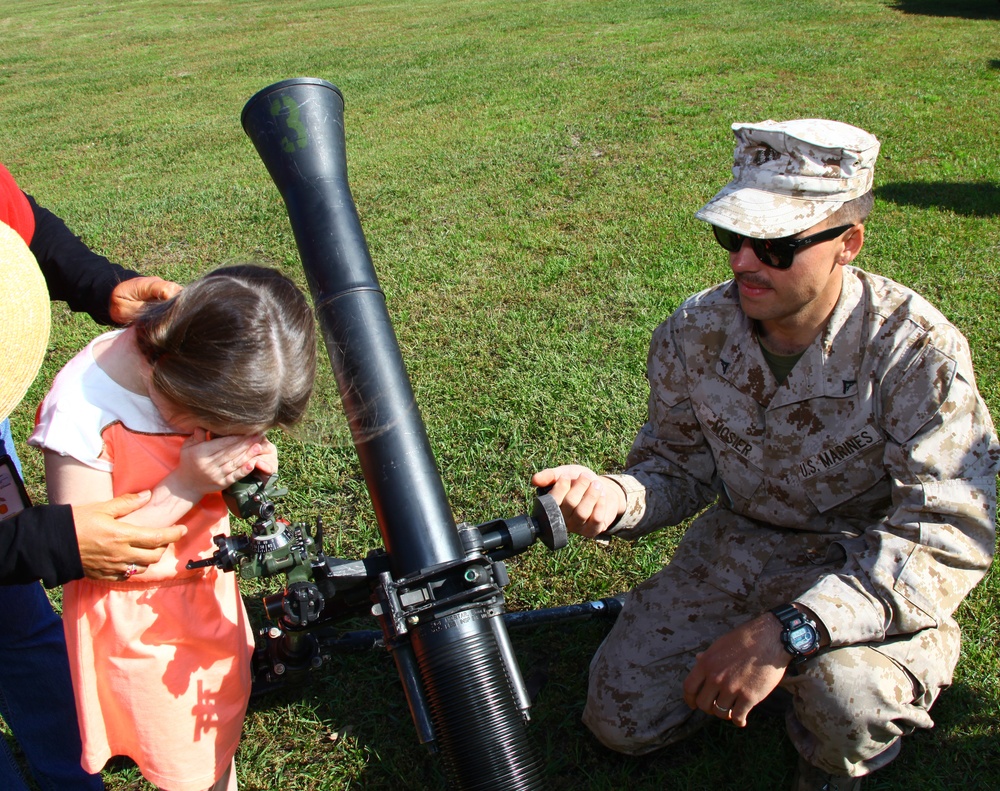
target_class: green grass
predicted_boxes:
[2,0,999,788]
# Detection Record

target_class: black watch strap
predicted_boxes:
[771,603,803,625]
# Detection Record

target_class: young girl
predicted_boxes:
[29,265,317,791]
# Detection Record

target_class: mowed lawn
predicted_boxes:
[1,1,998,789]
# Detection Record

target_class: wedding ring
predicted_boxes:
[713,701,732,717]
[124,563,138,579]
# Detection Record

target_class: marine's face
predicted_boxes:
[727,219,861,337]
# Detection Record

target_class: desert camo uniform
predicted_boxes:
[585,265,999,777]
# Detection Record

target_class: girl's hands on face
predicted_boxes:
[175,429,278,498]
[249,437,278,476]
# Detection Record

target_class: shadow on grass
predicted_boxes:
[230,607,1000,791]
[243,625,446,790]
[876,181,1000,217]
[238,615,622,790]
[889,0,1000,18]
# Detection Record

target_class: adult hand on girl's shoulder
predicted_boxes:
[73,491,188,581]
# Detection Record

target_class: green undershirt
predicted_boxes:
[758,340,805,385]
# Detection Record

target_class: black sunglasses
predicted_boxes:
[712,224,855,270]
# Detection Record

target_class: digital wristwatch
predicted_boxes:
[770,604,820,664]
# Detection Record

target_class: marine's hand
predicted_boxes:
[73,490,188,581]
[109,276,182,325]
[681,614,790,727]
[531,465,624,538]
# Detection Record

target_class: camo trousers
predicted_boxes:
[582,532,961,777]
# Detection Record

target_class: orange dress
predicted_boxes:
[29,332,254,791]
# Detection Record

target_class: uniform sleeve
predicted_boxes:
[606,317,720,539]
[26,193,140,325]
[0,504,83,587]
[797,330,999,646]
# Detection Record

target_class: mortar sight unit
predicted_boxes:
[187,467,570,657]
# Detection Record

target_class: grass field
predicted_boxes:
[2,0,999,789]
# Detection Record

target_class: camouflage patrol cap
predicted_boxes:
[695,119,880,239]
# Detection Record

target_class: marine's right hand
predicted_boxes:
[73,490,187,581]
[530,465,625,539]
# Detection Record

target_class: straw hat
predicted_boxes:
[0,221,50,420]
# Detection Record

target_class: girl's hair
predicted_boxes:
[134,265,317,435]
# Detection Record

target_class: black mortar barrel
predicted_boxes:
[242,78,545,790]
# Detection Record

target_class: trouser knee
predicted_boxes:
[582,637,707,756]
[785,645,934,776]
[582,682,705,756]
[580,562,749,755]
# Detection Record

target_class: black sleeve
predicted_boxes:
[26,193,141,326]
[0,504,84,587]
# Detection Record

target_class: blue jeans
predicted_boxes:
[0,418,103,790]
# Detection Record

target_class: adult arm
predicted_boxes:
[25,193,181,324]
[0,492,188,586]
[25,193,140,325]
[796,328,999,645]
[602,318,720,537]
[0,503,80,586]
[532,316,720,538]
[684,321,1000,726]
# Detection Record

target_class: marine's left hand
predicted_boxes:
[681,613,791,728]
[109,276,182,324]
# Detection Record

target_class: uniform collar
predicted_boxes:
[715,269,866,409]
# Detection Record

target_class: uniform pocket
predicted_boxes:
[801,437,887,514]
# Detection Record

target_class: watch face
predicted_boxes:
[788,625,818,653]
